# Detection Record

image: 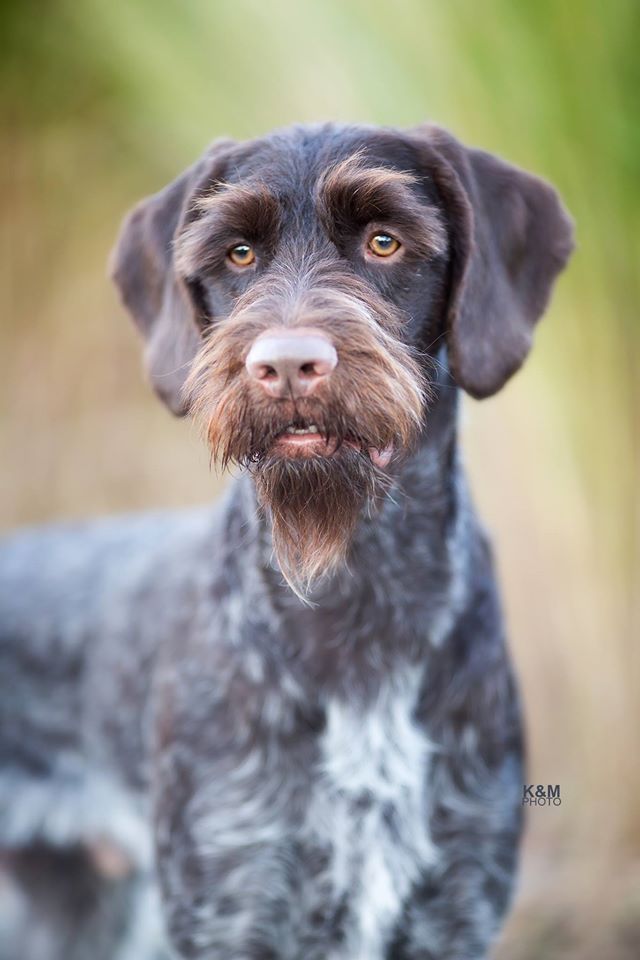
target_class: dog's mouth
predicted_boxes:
[271,420,393,468]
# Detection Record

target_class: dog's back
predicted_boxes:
[0,506,224,841]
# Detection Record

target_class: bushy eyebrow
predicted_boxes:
[176,181,280,276]
[316,152,448,257]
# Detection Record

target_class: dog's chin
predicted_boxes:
[251,444,390,596]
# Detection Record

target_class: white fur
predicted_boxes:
[316,666,436,959]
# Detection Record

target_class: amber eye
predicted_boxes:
[367,233,400,258]
[228,243,256,267]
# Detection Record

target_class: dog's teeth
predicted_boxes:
[285,425,320,435]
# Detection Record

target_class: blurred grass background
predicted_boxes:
[0,1,638,956]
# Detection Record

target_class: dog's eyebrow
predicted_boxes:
[176,181,280,276]
[196,181,279,227]
[317,152,447,257]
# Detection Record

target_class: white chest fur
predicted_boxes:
[317,668,436,960]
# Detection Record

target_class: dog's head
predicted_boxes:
[111,123,573,589]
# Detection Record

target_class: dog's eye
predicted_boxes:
[367,233,400,258]
[228,244,256,267]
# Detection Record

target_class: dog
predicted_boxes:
[0,122,573,959]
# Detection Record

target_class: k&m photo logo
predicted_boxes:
[522,784,562,806]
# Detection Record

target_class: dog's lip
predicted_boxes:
[369,445,393,468]
[273,432,341,457]
[272,428,393,466]
[276,433,328,450]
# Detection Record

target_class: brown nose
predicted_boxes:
[245,328,338,398]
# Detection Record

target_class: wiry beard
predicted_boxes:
[252,447,391,595]
[183,275,428,594]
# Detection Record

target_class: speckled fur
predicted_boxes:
[0,384,523,959]
[0,122,574,959]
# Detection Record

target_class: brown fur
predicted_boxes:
[182,264,426,590]
[178,182,282,280]
[316,152,448,259]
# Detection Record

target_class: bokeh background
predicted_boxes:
[1,1,638,957]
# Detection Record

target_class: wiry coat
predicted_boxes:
[0,122,573,960]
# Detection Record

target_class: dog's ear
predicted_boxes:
[110,140,234,415]
[415,126,574,398]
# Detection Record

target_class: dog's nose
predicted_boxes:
[245,328,338,398]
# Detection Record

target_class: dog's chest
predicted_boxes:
[311,670,435,959]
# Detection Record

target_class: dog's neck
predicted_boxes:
[223,368,469,695]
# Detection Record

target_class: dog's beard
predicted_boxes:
[183,285,427,594]
[252,447,389,594]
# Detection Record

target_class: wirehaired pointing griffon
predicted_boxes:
[0,123,573,959]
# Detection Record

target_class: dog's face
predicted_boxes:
[111,123,573,589]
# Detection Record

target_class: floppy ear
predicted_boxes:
[416,126,574,398]
[109,140,234,414]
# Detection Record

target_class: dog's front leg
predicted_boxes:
[389,763,523,960]
[389,584,525,960]
[150,653,316,960]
